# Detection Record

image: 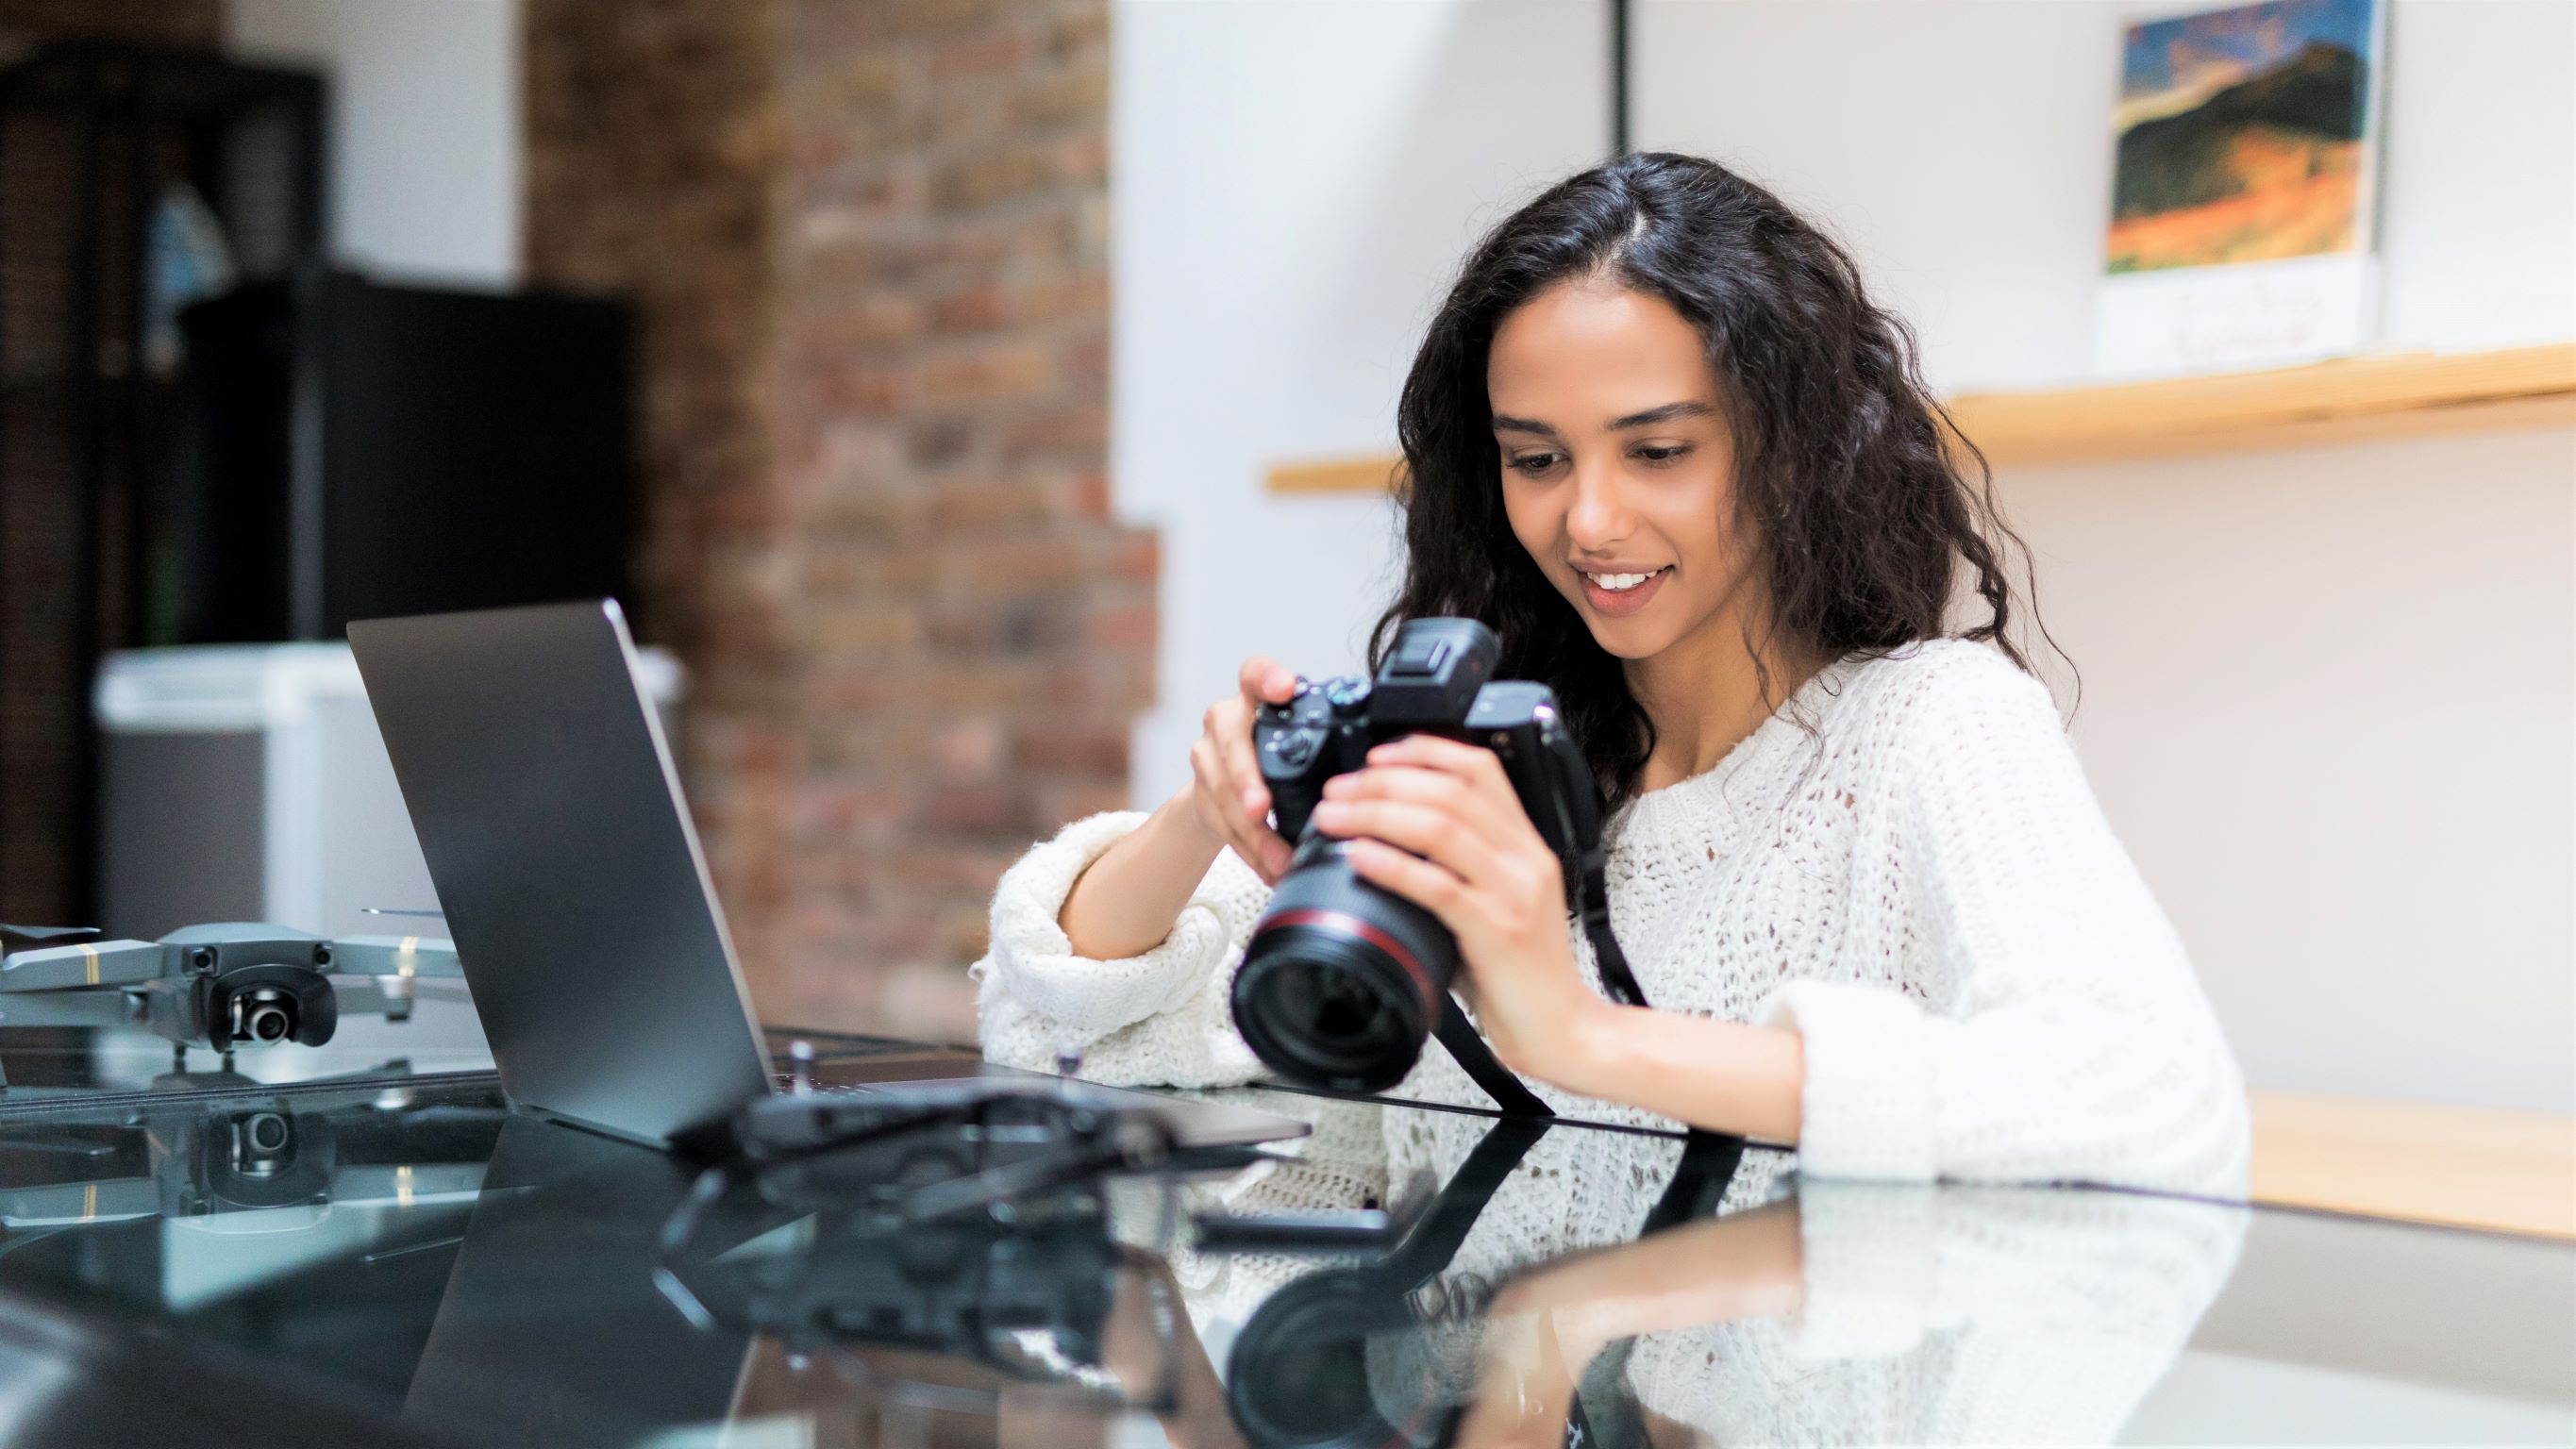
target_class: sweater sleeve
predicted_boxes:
[970,809,1274,1087]
[1758,654,2251,1194]
[1779,1182,2244,1364]
[1622,1182,2247,1443]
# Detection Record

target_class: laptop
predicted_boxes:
[347,598,1305,1156]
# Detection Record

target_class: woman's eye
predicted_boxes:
[1633,443,1693,466]
[1506,453,1564,476]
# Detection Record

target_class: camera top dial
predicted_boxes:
[1255,677,1372,841]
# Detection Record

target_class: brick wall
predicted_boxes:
[525,0,1147,1041]
[524,0,798,991]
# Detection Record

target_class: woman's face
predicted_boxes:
[1486,280,1754,664]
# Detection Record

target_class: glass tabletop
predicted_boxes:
[0,991,499,1105]
[0,1034,2563,1447]
[0,998,946,1115]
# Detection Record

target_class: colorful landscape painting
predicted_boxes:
[2109,0,2379,274]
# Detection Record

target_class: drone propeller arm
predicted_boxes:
[326,936,462,979]
[0,1176,159,1229]
[328,1161,489,1208]
[0,990,142,1031]
[0,940,163,992]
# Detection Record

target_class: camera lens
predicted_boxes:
[231,986,298,1044]
[227,1111,296,1179]
[1234,839,1457,1092]
[1227,1270,1419,1449]
[1256,959,1409,1080]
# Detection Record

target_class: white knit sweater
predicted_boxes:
[973,640,2250,1194]
[1123,1092,2245,1444]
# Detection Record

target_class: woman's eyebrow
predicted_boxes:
[1491,401,1720,437]
[1605,400,1720,429]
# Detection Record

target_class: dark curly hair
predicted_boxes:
[1370,151,2053,809]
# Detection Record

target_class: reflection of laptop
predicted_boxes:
[348,599,1305,1155]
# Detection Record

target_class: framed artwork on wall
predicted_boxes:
[2097,0,2387,377]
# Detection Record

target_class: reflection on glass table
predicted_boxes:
[0,992,496,1106]
[0,980,954,1110]
[0,1056,2563,1446]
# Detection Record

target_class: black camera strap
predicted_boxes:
[1574,853,1648,1009]
[1559,1129,1753,1449]
[1524,705,1649,1010]
[1423,855,1652,1122]
[1436,996,1554,1117]
[1568,854,1746,1162]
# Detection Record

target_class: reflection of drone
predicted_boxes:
[0,1090,501,1234]
[0,922,464,1082]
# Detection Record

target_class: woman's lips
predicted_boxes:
[1579,566,1669,618]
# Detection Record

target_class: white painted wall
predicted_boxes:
[1111,0,1610,804]
[1119,0,2575,1110]
[1631,0,2576,392]
[1627,0,2576,1110]
[2000,429,2572,1111]
[224,0,522,289]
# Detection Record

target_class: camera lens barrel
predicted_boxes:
[1235,620,1586,1098]
[1225,1267,1425,1449]
[231,987,298,1044]
[1234,839,1458,1092]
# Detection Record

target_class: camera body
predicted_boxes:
[1234,619,1605,1093]
[1252,618,1599,858]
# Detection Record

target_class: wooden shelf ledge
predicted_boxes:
[2249,1091,2576,1241]
[1950,342,2576,466]
[1267,455,1409,495]
[1263,342,2576,491]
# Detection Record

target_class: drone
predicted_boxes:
[0,920,465,1085]
[0,1085,505,1234]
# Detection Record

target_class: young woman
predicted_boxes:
[972,152,2249,1194]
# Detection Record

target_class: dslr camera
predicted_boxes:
[1233,618,1623,1093]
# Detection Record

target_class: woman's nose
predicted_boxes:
[1564,464,1633,548]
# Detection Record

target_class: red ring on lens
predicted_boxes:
[1248,908,1441,1021]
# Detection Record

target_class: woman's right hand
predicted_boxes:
[1184,656,1301,883]
[1058,655,1300,959]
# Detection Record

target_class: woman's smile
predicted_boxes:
[1579,563,1671,617]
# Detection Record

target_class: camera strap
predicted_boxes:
[1435,997,1554,1117]
[1573,853,1649,1008]
[1569,844,1748,1166]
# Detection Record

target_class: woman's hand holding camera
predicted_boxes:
[1058,656,1298,960]
[1308,735,1610,1077]
[1179,656,1300,884]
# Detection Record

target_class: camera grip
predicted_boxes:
[1252,688,1336,841]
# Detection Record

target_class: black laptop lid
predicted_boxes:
[349,599,772,1144]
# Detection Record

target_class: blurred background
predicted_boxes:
[0,0,2565,1164]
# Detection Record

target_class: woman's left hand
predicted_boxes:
[1307,734,1608,1076]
